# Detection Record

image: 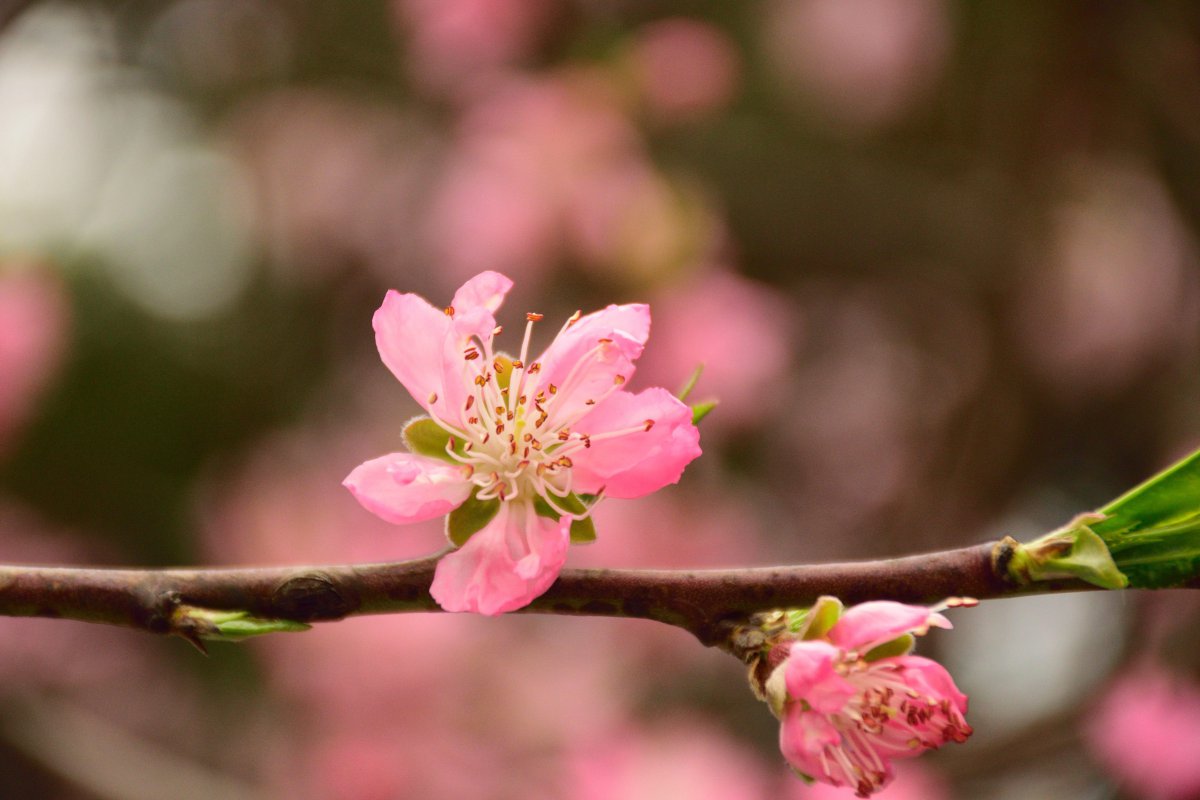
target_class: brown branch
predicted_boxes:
[0,538,1107,649]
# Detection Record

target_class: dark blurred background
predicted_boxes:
[1,1,1199,798]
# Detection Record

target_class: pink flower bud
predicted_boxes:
[765,600,971,797]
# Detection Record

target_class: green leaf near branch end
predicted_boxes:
[1087,446,1200,589]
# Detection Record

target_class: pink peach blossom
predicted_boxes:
[767,600,971,797]
[1085,664,1200,800]
[345,271,701,615]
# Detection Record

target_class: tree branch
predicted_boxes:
[0,538,1115,649]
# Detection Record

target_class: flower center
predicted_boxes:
[431,309,651,519]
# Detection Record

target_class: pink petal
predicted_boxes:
[779,705,842,783]
[372,290,457,417]
[569,387,701,499]
[534,303,651,397]
[828,601,951,653]
[783,641,856,714]
[892,655,969,716]
[343,452,473,525]
[429,501,570,615]
[448,272,513,346]
[451,271,514,315]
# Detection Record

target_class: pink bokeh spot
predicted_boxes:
[1085,664,1200,800]
[770,599,971,796]
[346,272,702,615]
[628,18,741,122]
[0,267,69,455]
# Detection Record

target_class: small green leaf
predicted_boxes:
[447,492,501,547]
[403,417,465,463]
[864,633,915,662]
[214,616,311,640]
[691,400,718,425]
[677,363,705,402]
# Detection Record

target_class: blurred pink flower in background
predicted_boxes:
[344,272,702,615]
[784,762,951,800]
[426,73,719,285]
[1014,162,1200,397]
[763,0,951,129]
[766,600,970,796]
[638,268,797,429]
[569,717,771,800]
[0,266,69,456]
[200,422,445,566]
[1085,663,1200,800]
[393,0,554,95]
[225,89,435,281]
[574,488,765,570]
[624,19,741,124]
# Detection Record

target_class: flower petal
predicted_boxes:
[783,641,856,714]
[828,601,952,654]
[429,501,570,615]
[373,290,452,413]
[343,452,473,525]
[569,387,701,499]
[534,303,651,395]
[451,271,513,316]
[779,705,842,785]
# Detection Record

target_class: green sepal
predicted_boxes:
[533,493,597,544]
[403,417,466,463]
[677,363,705,402]
[864,633,915,662]
[446,492,501,547]
[691,400,718,425]
[1009,514,1128,590]
[786,596,844,638]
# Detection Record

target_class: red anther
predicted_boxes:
[443,306,455,317]
[428,392,438,404]
[526,312,544,322]
[643,419,655,432]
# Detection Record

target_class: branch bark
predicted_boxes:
[0,538,1105,648]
